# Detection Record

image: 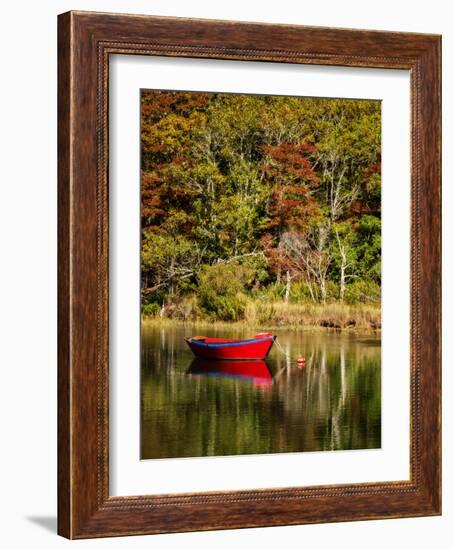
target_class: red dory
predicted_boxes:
[185,333,276,360]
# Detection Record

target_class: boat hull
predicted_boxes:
[185,335,275,360]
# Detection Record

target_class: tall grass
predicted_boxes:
[244,300,380,330]
[142,296,380,331]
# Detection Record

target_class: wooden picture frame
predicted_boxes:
[58,10,441,539]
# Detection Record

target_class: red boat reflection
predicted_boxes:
[188,359,273,387]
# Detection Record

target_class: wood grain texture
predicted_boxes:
[57,10,441,539]
[57,11,72,538]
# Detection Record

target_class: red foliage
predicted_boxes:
[261,142,320,234]
[260,231,305,279]
[141,91,211,123]
[349,200,372,216]
[141,171,167,227]
[365,162,381,175]
[356,161,381,215]
[262,143,318,185]
[267,184,319,233]
[260,143,320,277]
[260,233,287,273]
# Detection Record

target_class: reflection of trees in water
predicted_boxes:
[141,327,381,459]
[270,338,381,452]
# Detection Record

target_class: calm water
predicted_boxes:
[141,325,381,459]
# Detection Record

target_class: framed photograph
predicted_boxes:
[58,11,441,538]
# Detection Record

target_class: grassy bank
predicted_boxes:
[142,300,380,332]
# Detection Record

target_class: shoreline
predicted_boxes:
[141,317,381,334]
[141,301,381,333]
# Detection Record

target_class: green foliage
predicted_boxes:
[344,280,381,305]
[197,262,252,321]
[289,281,316,303]
[257,282,286,302]
[141,302,161,317]
[140,90,382,318]
[354,215,381,283]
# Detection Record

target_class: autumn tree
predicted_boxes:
[260,142,320,300]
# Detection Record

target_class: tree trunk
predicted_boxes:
[335,229,347,302]
[306,280,317,304]
[320,277,327,304]
[339,258,346,302]
[284,270,291,303]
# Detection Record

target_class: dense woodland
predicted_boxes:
[140,91,381,325]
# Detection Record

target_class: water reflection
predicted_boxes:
[141,325,381,459]
[188,359,273,387]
